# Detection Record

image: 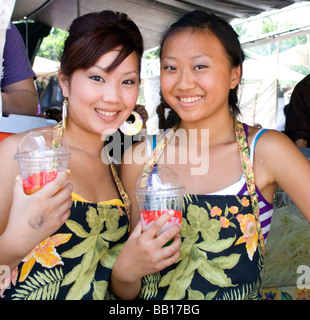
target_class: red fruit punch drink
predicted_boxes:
[135,165,185,237]
[14,130,70,194]
[22,170,60,195]
[141,209,182,235]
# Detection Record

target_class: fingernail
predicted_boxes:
[168,209,174,215]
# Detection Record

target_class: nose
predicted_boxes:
[177,68,196,90]
[102,81,120,104]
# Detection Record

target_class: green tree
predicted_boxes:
[37,28,68,62]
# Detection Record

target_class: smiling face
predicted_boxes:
[59,49,140,135]
[160,29,241,125]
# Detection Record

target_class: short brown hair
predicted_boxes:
[60,10,144,78]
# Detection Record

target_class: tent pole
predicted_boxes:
[77,0,80,17]
[23,17,28,56]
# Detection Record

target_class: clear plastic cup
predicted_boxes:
[14,130,71,195]
[135,165,185,237]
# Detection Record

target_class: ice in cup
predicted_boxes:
[14,130,70,195]
[135,165,185,237]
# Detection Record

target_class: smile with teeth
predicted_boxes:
[179,96,202,103]
[95,108,118,116]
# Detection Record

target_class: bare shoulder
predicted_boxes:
[249,127,299,156]
[0,133,26,165]
[249,127,309,181]
[0,126,55,151]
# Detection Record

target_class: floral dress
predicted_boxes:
[1,125,131,300]
[139,119,265,300]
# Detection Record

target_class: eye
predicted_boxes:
[164,65,176,71]
[122,79,136,85]
[90,75,104,82]
[194,65,207,70]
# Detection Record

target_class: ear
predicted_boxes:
[58,70,69,98]
[230,64,241,89]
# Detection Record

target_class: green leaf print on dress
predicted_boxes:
[61,204,127,300]
[160,203,241,300]
[12,268,63,300]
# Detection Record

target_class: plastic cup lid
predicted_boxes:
[135,165,185,195]
[14,129,70,160]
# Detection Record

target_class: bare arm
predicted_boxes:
[110,142,181,299]
[0,172,72,271]
[0,134,72,272]
[2,78,38,116]
[256,130,310,222]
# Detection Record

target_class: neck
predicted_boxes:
[62,122,105,156]
[178,112,235,146]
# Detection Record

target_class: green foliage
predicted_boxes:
[61,204,127,300]
[143,47,160,59]
[12,268,63,300]
[37,28,68,62]
[140,272,161,299]
[158,203,240,300]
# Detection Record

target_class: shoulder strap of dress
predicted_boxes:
[52,121,63,149]
[249,128,269,165]
[139,124,179,188]
[109,161,131,218]
[99,144,131,219]
[145,125,178,168]
[234,118,265,254]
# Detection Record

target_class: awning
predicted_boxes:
[12,0,305,50]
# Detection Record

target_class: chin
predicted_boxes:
[100,127,119,136]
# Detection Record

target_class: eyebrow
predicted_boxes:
[162,54,212,60]
[93,64,138,76]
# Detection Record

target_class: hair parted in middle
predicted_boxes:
[60,10,144,79]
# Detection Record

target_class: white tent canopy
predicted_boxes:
[32,56,60,76]
[243,58,304,81]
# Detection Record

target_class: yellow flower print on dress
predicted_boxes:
[19,234,72,282]
[220,216,230,228]
[240,197,250,207]
[228,206,239,214]
[235,214,258,261]
[210,206,222,217]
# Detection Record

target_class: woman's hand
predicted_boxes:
[111,210,181,299]
[1,170,73,265]
[125,212,181,279]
